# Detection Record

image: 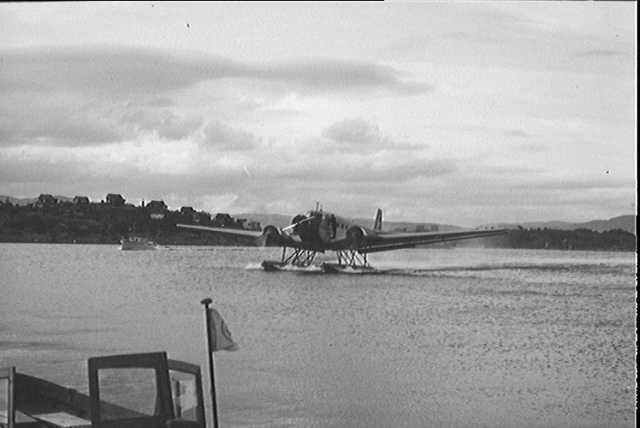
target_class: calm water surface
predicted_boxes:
[0,244,636,427]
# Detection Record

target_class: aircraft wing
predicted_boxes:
[357,228,507,253]
[176,223,305,248]
[177,224,264,238]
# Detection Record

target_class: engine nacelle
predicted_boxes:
[346,226,368,249]
[260,225,282,247]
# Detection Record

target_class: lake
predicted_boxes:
[0,244,636,427]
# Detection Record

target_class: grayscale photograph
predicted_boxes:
[0,2,636,427]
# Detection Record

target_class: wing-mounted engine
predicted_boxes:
[258,225,282,247]
[346,226,368,250]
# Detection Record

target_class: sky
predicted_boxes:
[0,2,636,226]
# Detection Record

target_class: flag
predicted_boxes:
[208,308,238,352]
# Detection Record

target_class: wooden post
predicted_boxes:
[201,298,220,428]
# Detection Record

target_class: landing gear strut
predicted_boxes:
[280,247,318,267]
[335,249,369,268]
[261,247,318,271]
[261,247,373,272]
[320,249,373,273]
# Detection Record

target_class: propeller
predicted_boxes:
[281,214,315,235]
[256,213,316,247]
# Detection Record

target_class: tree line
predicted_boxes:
[0,194,256,245]
[468,226,635,251]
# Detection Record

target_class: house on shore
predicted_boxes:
[147,200,168,220]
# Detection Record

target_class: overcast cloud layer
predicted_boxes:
[0,2,636,225]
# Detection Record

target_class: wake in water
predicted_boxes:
[243,262,480,276]
[245,263,323,273]
[244,260,634,279]
[245,262,265,270]
[381,261,633,274]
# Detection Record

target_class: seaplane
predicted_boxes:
[177,206,506,273]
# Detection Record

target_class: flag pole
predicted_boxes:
[201,297,220,428]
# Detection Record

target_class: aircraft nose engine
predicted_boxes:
[287,213,318,243]
[291,214,307,228]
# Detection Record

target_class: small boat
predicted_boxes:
[1,351,205,427]
[119,236,158,251]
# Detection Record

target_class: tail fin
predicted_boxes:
[373,208,382,232]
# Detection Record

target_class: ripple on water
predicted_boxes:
[0,245,635,427]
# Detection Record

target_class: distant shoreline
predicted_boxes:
[0,231,635,252]
[1,196,635,252]
[0,243,634,253]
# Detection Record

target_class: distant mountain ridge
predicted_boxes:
[234,213,463,232]
[237,213,636,235]
[491,215,636,235]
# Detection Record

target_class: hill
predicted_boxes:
[492,215,636,235]
[238,212,635,235]
[235,212,463,232]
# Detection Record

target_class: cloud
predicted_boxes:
[322,119,388,146]
[254,153,457,184]
[0,46,432,148]
[0,108,123,146]
[1,140,633,225]
[0,153,83,185]
[0,90,109,147]
[0,25,632,224]
[321,119,425,152]
[381,5,634,76]
[576,49,624,58]
[198,193,240,212]
[0,134,455,200]
[0,46,222,96]
[0,46,432,96]
[0,95,201,147]
[515,177,636,192]
[336,158,456,183]
[504,129,529,138]
[200,122,260,151]
[256,60,432,94]
[144,97,177,108]
[119,108,202,140]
